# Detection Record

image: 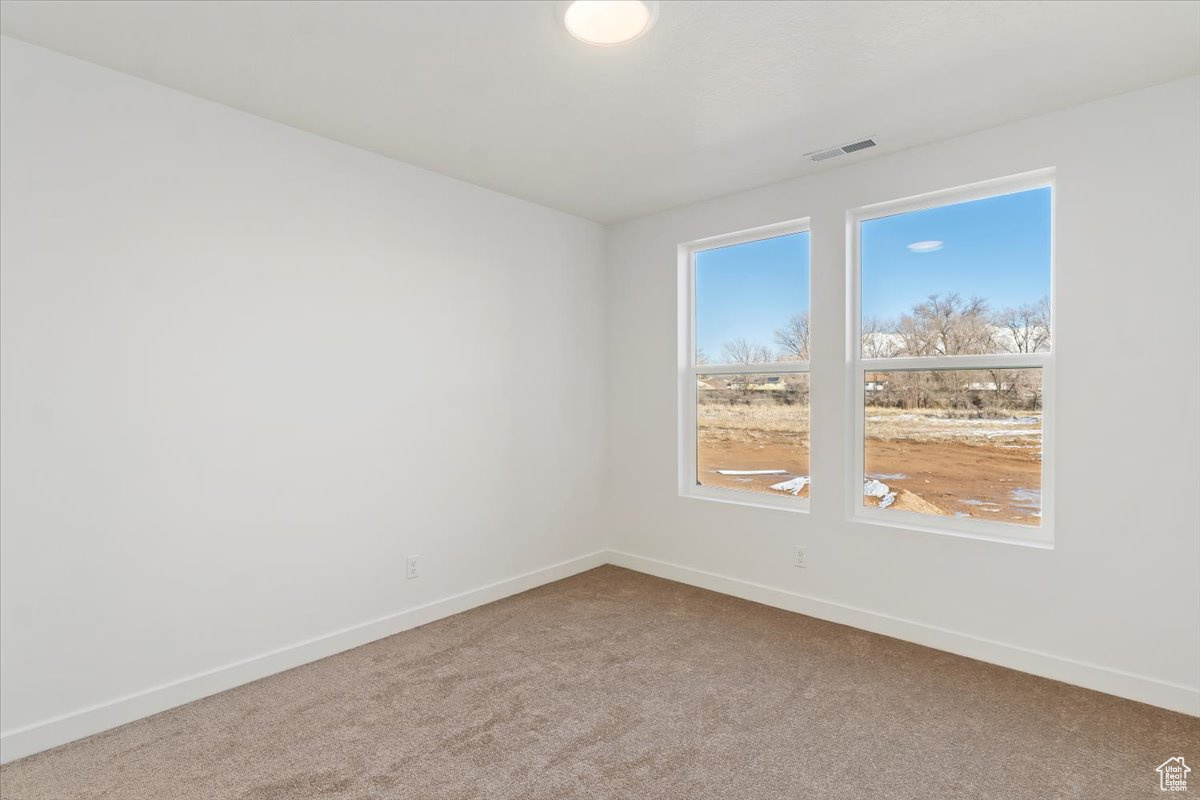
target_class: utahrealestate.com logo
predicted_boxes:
[1157,757,1191,792]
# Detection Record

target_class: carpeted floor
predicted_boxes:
[2,566,1197,799]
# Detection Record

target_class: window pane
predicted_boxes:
[697,373,809,497]
[863,369,1042,525]
[861,187,1051,358]
[695,231,810,366]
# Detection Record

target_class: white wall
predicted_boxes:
[605,76,1200,714]
[3,34,1197,766]
[0,37,607,760]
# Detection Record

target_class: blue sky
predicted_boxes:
[694,188,1050,360]
[695,231,809,360]
[861,186,1051,322]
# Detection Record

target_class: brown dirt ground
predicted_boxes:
[698,435,1041,525]
[863,487,949,516]
[697,437,810,497]
[866,439,1040,525]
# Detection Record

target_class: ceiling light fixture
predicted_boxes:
[560,1,659,46]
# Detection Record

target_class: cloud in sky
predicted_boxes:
[907,240,944,253]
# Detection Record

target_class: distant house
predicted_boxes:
[729,376,787,392]
[963,380,1042,401]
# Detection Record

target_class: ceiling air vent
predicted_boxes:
[805,137,877,162]
[807,147,845,162]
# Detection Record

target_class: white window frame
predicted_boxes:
[678,218,812,512]
[847,169,1055,547]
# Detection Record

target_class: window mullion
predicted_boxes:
[698,361,809,376]
[860,354,1050,372]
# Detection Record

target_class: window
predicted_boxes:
[850,172,1054,544]
[680,221,811,509]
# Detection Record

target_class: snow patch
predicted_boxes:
[1010,488,1041,515]
[863,479,891,498]
[982,429,1041,438]
[863,478,897,508]
[769,476,810,495]
[864,414,1042,442]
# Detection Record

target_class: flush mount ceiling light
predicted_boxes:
[560,1,659,46]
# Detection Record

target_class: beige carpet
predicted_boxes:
[2,565,1197,799]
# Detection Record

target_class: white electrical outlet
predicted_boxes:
[793,546,806,569]
[405,555,420,579]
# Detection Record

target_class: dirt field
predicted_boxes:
[697,400,810,496]
[698,438,810,496]
[697,403,1041,524]
[864,438,1040,524]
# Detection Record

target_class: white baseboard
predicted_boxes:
[0,550,608,764]
[5,547,1194,764]
[607,550,1200,717]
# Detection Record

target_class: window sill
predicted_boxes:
[681,486,810,514]
[850,506,1053,549]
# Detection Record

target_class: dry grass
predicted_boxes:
[697,401,809,441]
[698,401,1040,447]
[865,406,1041,446]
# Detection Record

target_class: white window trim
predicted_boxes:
[678,218,812,513]
[846,169,1056,548]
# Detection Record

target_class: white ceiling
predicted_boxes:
[2,1,1198,223]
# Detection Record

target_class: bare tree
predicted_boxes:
[994,296,1051,354]
[863,294,1046,412]
[773,312,810,361]
[695,348,710,366]
[720,338,773,397]
[880,295,995,408]
[895,293,996,356]
[861,316,901,359]
[721,338,772,365]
